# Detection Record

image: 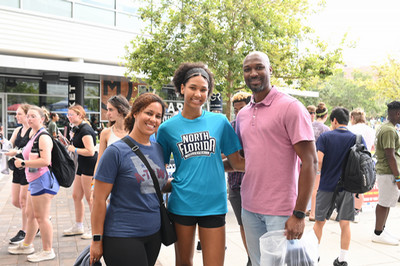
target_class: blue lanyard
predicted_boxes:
[337,126,348,130]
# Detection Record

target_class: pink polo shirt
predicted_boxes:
[236,87,314,216]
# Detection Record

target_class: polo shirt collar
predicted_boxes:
[249,86,277,107]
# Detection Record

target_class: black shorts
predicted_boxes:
[12,168,28,186]
[170,213,226,228]
[76,152,98,176]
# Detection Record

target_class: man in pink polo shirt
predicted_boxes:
[236,51,317,266]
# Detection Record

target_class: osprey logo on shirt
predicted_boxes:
[177,131,216,159]
[130,155,167,194]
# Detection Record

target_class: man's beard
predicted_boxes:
[249,83,265,93]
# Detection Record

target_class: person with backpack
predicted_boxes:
[5,103,32,245]
[349,108,376,223]
[8,106,59,262]
[313,107,366,266]
[372,101,400,245]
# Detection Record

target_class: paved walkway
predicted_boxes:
[1,171,400,265]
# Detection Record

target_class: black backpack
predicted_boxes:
[33,131,76,188]
[326,134,376,219]
[340,134,376,193]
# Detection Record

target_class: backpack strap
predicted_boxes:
[355,134,362,145]
[32,130,50,158]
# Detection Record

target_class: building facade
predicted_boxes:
[0,0,146,137]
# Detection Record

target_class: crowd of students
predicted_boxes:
[3,51,399,266]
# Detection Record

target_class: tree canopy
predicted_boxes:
[124,0,343,117]
[372,57,400,101]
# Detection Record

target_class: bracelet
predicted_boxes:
[75,148,78,154]
[395,179,400,183]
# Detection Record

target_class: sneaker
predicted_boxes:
[63,224,84,236]
[372,231,399,245]
[9,230,26,244]
[196,241,202,252]
[8,242,34,255]
[383,229,400,241]
[81,231,92,240]
[333,257,348,266]
[27,249,56,262]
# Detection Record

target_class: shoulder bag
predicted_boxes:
[121,137,177,246]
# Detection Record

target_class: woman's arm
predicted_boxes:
[224,151,245,172]
[90,179,113,264]
[68,135,96,157]
[93,128,111,173]
[5,128,21,156]
[15,134,53,168]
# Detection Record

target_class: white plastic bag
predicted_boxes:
[260,229,319,266]
[0,139,12,175]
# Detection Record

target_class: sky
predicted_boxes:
[308,0,400,67]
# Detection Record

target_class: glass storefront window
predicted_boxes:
[85,82,100,97]
[47,81,68,96]
[7,95,67,128]
[23,0,72,18]
[5,79,39,94]
[74,3,115,26]
[0,77,5,92]
[84,98,100,112]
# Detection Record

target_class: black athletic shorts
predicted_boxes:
[169,213,226,228]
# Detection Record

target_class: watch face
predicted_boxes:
[93,235,101,241]
[293,210,306,218]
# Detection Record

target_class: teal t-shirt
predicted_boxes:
[157,110,242,216]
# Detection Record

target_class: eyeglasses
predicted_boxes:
[67,113,77,117]
[309,112,316,115]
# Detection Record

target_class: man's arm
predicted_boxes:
[223,151,245,172]
[384,148,400,189]
[284,141,317,240]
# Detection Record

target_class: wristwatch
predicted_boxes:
[293,210,306,219]
[21,161,26,168]
[93,234,103,241]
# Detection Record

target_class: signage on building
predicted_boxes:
[101,80,140,121]
[68,85,76,106]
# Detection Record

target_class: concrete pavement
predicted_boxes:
[1,171,400,265]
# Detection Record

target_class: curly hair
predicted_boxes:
[387,101,400,111]
[107,95,131,127]
[172,62,214,98]
[232,91,251,104]
[124,93,167,132]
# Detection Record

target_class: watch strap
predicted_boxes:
[293,210,306,219]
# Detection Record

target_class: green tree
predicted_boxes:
[298,70,385,118]
[372,57,400,101]
[125,0,342,117]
